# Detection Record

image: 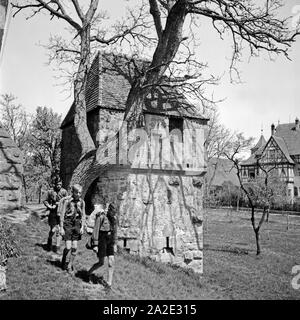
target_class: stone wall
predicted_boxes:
[61,107,206,273]
[0,126,23,209]
[89,169,204,273]
[61,109,99,188]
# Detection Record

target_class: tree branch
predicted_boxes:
[12,0,82,31]
[71,0,84,22]
[149,0,163,40]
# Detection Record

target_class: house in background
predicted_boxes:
[241,119,300,202]
[205,157,240,206]
[60,52,209,273]
[206,157,239,191]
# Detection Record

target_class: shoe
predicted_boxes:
[46,238,52,252]
[67,267,75,276]
[87,273,93,284]
[104,285,112,293]
[103,281,112,293]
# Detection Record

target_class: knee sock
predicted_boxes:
[61,248,71,270]
[69,248,77,270]
[47,231,54,250]
[55,234,62,251]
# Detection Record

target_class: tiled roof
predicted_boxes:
[207,157,239,187]
[241,153,258,166]
[271,135,294,164]
[242,120,300,166]
[274,123,300,156]
[61,52,208,128]
[251,135,266,154]
[242,134,295,166]
[242,136,266,166]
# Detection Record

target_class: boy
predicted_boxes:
[43,177,68,253]
[88,202,118,290]
[60,184,86,274]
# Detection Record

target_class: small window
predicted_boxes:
[294,187,299,197]
[249,168,255,178]
[169,117,183,134]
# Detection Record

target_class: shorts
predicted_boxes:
[98,231,114,258]
[48,212,60,229]
[63,219,82,241]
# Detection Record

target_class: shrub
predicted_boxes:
[0,219,21,266]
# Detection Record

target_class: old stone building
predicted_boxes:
[0,125,23,209]
[61,53,208,273]
[241,119,300,203]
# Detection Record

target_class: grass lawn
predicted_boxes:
[0,205,300,300]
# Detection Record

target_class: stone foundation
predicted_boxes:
[88,168,204,273]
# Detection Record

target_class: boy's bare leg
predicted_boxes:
[54,226,61,254]
[107,255,115,287]
[68,241,78,274]
[47,227,55,251]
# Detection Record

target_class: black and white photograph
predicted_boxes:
[0,0,300,306]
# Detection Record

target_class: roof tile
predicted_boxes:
[61,52,207,128]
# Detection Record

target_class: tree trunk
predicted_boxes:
[124,82,147,130]
[250,207,261,255]
[38,185,42,204]
[22,175,28,204]
[68,0,189,192]
[266,208,270,223]
[73,26,95,156]
[255,228,261,255]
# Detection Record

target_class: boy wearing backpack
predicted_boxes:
[87,202,118,290]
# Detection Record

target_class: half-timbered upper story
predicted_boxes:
[241,119,300,200]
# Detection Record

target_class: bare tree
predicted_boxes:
[0,93,30,148]
[224,133,287,255]
[12,0,300,194]
[12,0,150,156]
[204,107,235,194]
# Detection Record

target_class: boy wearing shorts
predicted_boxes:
[60,184,86,274]
[43,177,68,253]
[88,202,118,290]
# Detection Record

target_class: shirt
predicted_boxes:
[60,197,86,227]
[92,212,118,246]
[43,188,68,214]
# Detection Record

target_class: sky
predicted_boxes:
[0,0,300,146]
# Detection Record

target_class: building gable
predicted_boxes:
[260,136,294,165]
[61,52,208,128]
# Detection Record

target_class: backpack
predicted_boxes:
[99,213,111,232]
[99,203,117,232]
